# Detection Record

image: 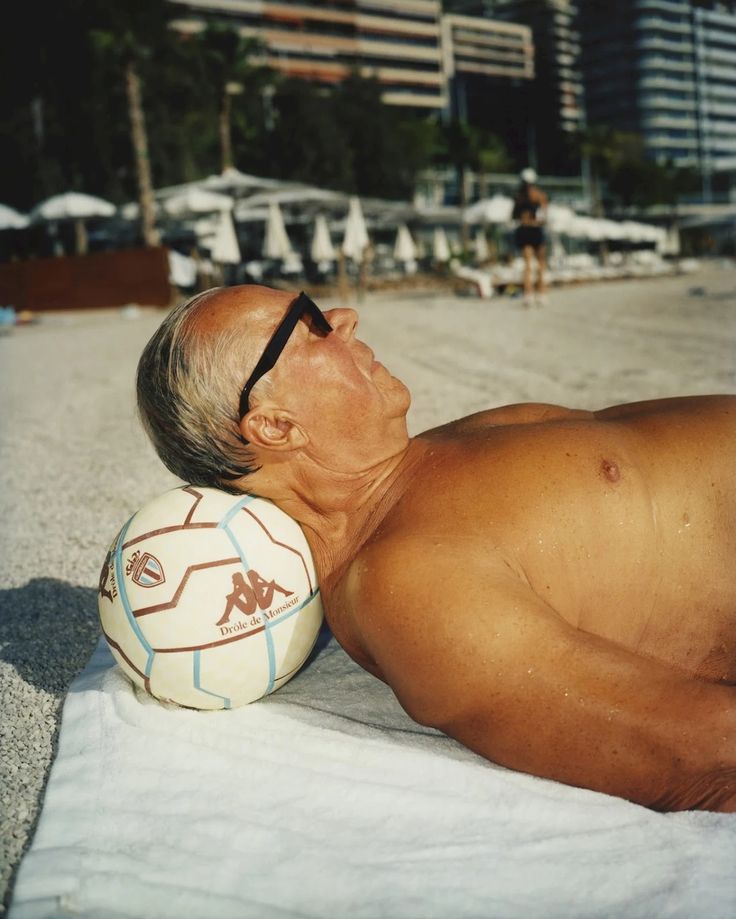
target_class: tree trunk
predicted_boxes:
[459,165,470,252]
[219,89,234,173]
[125,60,160,248]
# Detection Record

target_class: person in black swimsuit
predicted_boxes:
[512,168,549,307]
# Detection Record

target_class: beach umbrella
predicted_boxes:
[660,224,680,256]
[168,249,198,288]
[210,210,241,265]
[464,194,513,225]
[342,196,369,262]
[263,201,294,260]
[432,227,451,263]
[393,224,417,262]
[0,203,30,230]
[282,251,304,275]
[163,187,233,218]
[620,221,649,243]
[474,228,490,263]
[546,204,576,235]
[31,192,116,222]
[393,223,417,274]
[202,167,279,195]
[310,214,336,264]
[599,219,626,241]
[567,215,605,240]
[30,191,117,255]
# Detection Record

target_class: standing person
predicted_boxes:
[512,167,548,307]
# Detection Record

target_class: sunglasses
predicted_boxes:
[238,291,333,419]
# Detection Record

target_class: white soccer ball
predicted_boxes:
[97,486,323,710]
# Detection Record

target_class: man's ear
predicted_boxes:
[239,409,308,452]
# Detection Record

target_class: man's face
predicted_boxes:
[264,296,412,460]
[195,286,411,466]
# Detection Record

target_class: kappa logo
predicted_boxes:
[126,550,166,588]
[217,569,293,626]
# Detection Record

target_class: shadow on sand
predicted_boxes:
[0,578,99,695]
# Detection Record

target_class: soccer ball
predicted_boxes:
[97,486,323,710]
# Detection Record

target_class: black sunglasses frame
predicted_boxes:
[238,291,332,420]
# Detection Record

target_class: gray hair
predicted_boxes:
[136,290,265,494]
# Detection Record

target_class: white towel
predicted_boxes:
[11,275,736,919]
[10,631,736,919]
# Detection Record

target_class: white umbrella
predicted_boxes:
[567,215,604,240]
[30,192,117,255]
[282,251,304,275]
[342,196,369,262]
[210,211,241,265]
[263,201,294,260]
[0,203,30,230]
[432,227,451,263]
[660,224,680,256]
[599,219,626,241]
[30,192,116,222]
[464,194,513,225]
[163,188,233,218]
[310,214,336,263]
[243,186,343,210]
[393,224,417,263]
[393,223,417,274]
[202,168,279,195]
[546,204,576,234]
[168,249,198,288]
[474,228,490,263]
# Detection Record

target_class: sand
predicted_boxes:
[1,261,735,914]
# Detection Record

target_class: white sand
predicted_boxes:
[1,261,735,914]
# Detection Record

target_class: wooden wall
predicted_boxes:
[0,247,172,311]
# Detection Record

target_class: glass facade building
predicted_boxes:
[579,0,736,197]
[445,0,585,174]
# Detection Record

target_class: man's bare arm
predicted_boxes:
[349,543,736,811]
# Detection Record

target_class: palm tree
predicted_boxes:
[575,125,643,217]
[440,121,509,250]
[476,133,513,199]
[193,24,267,174]
[90,2,172,247]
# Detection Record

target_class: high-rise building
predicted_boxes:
[444,0,585,174]
[169,1,536,121]
[578,0,736,200]
[685,0,736,198]
[440,14,534,164]
[169,0,449,110]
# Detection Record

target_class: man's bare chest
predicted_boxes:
[336,415,736,682]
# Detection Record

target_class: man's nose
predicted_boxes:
[325,308,358,340]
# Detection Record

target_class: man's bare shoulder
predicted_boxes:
[422,402,593,438]
[422,395,736,440]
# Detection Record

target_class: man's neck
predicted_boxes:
[253,438,430,588]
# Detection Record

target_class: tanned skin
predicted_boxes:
[188,285,736,812]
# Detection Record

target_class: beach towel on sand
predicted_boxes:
[9,627,736,919]
[8,274,736,919]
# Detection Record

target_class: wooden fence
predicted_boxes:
[0,247,172,311]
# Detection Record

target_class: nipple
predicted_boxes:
[600,458,620,483]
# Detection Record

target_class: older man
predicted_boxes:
[137,284,736,812]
